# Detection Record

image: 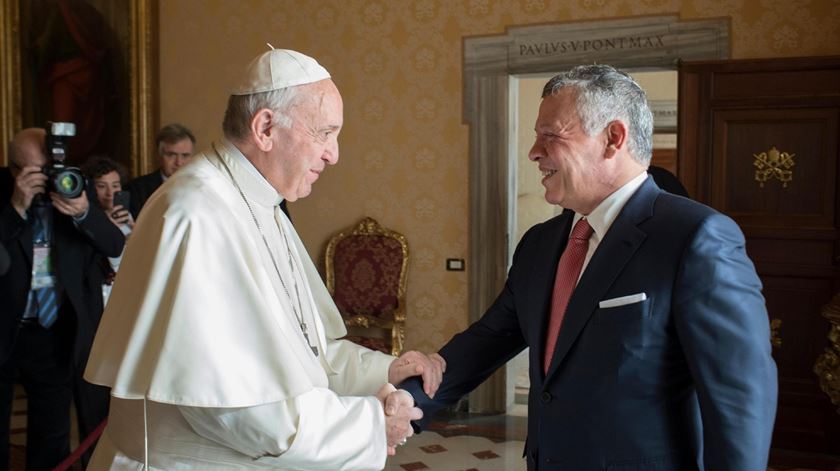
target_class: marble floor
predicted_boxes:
[384,431,525,471]
[8,387,840,471]
[385,409,840,471]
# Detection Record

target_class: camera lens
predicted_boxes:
[51,168,85,198]
[43,121,82,198]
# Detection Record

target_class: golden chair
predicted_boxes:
[325,217,409,356]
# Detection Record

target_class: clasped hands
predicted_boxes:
[377,351,446,455]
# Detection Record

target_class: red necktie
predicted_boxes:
[543,218,593,374]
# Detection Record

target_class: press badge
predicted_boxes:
[31,244,56,289]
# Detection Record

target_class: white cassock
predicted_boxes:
[84,139,395,470]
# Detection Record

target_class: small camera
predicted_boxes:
[43,121,85,199]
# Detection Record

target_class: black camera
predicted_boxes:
[43,121,85,199]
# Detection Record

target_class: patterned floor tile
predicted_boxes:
[472,450,500,460]
[400,462,430,470]
[385,432,526,471]
[419,444,447,454]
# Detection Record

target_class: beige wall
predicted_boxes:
[159,0,840,353]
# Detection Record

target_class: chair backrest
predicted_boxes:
[325,217,408,355]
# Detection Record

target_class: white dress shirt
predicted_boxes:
[573,171,648,278]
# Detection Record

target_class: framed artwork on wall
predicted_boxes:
[0,0,156,177]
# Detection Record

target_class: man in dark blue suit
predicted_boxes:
[401,65,777,470]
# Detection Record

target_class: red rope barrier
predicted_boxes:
[52,418,108,471]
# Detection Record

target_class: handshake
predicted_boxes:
[378,351,446,455]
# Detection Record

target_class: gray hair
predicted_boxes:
[542,64,653,165]
[156,123,196,153]
[222,87,301,141]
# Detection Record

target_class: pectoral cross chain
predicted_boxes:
[301,322,319,356]
[217,152,320,358]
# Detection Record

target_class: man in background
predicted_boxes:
[126,123,195,218]
[403,65,777,470]
[0,128,124,470]
[84,47,443,469]
[128,123,291,221]
[648,164,689,197]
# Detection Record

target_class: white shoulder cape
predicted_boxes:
[85,143,349,407]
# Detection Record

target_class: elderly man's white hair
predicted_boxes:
[222,47,331,141]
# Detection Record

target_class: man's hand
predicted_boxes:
[51,191,89,219]
[10,165,47,216]
[376,383,422,456]
[388,351,446,398]
[109,204,134,229]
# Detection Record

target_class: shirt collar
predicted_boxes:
[573,171,648,242]
[215,138,285,208]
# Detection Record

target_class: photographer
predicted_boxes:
[0,128,124,470]
[82,155,133,305]
[84,156,133,233]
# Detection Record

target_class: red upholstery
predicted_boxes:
[344,335,392,354]
[332,235,404,321]
[325,217,409,355]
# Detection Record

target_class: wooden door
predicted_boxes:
[679,56,840,455]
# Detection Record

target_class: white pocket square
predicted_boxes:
[598,293,647,308]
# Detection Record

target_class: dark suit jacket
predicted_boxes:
[0,168,125,366]
[0,243,8,275]
[126,170,164,218]
[403,177,777,471]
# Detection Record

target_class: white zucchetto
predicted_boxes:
[231,45,331,96]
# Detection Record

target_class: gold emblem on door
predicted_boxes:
[754,146,795,188]
[770,318,782,348]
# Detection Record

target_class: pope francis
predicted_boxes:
[83,47,445,470]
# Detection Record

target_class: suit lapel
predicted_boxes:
[19,209,36,266]
[543,178,659,382]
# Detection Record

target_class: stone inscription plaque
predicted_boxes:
[503,16,729,73]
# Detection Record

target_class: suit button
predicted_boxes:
[540,391,552,403]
